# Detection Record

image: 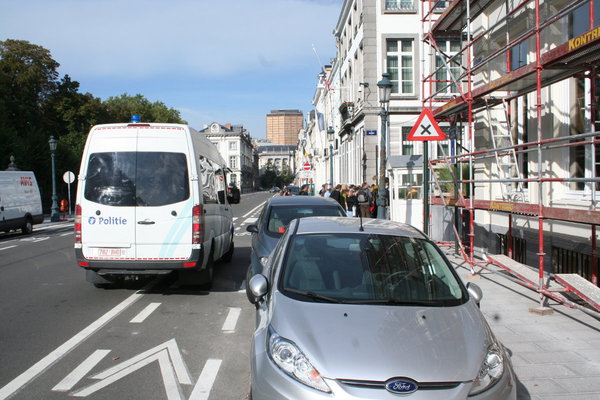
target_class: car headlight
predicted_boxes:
[469,344,505,396]
[268,327,331,393]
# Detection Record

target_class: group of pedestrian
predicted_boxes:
[318,182,378,218]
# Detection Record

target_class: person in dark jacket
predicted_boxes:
[329,184,343,208]
[346,187,358,217]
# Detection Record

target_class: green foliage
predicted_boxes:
[104,94,185,124]
[260,162,294,189]
[0,39,186,212]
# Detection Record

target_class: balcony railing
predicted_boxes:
[385,0,417,12]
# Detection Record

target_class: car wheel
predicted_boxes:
[21,218,33,235]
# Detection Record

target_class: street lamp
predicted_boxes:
[327,126,335,188]
[48,136,60,222]
[376,73,392,219]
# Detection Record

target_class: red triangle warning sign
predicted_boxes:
[407,108,447,141]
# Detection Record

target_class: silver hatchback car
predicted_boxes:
[247,217,516,399]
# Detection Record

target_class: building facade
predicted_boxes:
[199,122,256,193]
[255,139,296,178]
[266,110,304,146]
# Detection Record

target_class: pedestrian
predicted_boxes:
[319,184,327,196]
[357,183,372,218]
[346,188,358,217]
[330,184,343,208]
[299,184,309,195]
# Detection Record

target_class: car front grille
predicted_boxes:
[337,379,462,391]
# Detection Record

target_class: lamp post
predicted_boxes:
[376,73,392,219]
[327,126,335,188]
[48,136,60,222]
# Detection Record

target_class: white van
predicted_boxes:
[74,121,239,287]
[0,171,44,234]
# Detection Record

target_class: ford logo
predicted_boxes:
[385,378,418,394]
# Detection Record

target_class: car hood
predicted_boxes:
[270,292,494,383]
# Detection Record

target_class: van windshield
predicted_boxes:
[84,152,189,206]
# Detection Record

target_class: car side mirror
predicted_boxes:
[466,282,483,305]
[247,274,268,305]
[246,224,259,233]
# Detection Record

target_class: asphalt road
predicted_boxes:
[0,191,272,400]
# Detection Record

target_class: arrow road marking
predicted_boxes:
[71,339,191,399]
[52,350,111,392]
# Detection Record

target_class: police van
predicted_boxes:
[74,119,239,287]
[0,171,43,234]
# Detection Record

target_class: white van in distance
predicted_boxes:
[74,120,239,287]
[0,171,44,234]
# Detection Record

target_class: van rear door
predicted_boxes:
[81,128,137,261]
[134,129,193,261]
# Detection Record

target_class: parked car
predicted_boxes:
[269,186,280,193]
[287,185,300,195]
[245,196,346,280]
[246,217,516,399]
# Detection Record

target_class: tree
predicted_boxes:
[104,94,185,123]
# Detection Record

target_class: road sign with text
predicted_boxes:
[408,109,447,141]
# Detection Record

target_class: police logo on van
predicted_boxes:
[88,216,127,225]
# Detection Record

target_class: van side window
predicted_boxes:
[215,166,227,205]
[84,152,189,207]
[199,156,218,204]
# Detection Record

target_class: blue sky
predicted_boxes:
[1,0,342,138]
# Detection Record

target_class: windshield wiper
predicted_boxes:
[284,288,342,303]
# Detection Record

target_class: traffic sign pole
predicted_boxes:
[424,143,429,236]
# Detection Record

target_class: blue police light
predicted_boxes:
[131,115,141,123]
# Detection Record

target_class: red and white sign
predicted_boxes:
[303,162,311,171]
[408,108,447,141]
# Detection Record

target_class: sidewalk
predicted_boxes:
[448,254,600,399]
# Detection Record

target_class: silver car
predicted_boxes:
[247,217,516,399]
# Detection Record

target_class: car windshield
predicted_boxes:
[267,206,344,234]
[280,233,466,306]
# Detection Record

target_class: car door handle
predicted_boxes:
[137,220,155,225]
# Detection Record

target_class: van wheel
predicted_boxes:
[21,218,33,235]
[221,240,234,263]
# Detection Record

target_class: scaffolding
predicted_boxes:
[421,0,600,316]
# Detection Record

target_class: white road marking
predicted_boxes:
[60,232,73,236]
[0,288,148,400]
[0,245,17,251]
[244,217,258,224]
[130,302,161,323]
[52,349,111,392]
[73,339,191,400]
[188,359,222,400]
[221,307,241,332]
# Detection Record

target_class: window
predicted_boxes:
[229,141,237,150]
[435,39,461,94]
[401,126,414,155]
[398,173,422,199]
[229,156,237,169]
[387,39,414,95]
[510,40,528,71]
[84,152,189,207]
